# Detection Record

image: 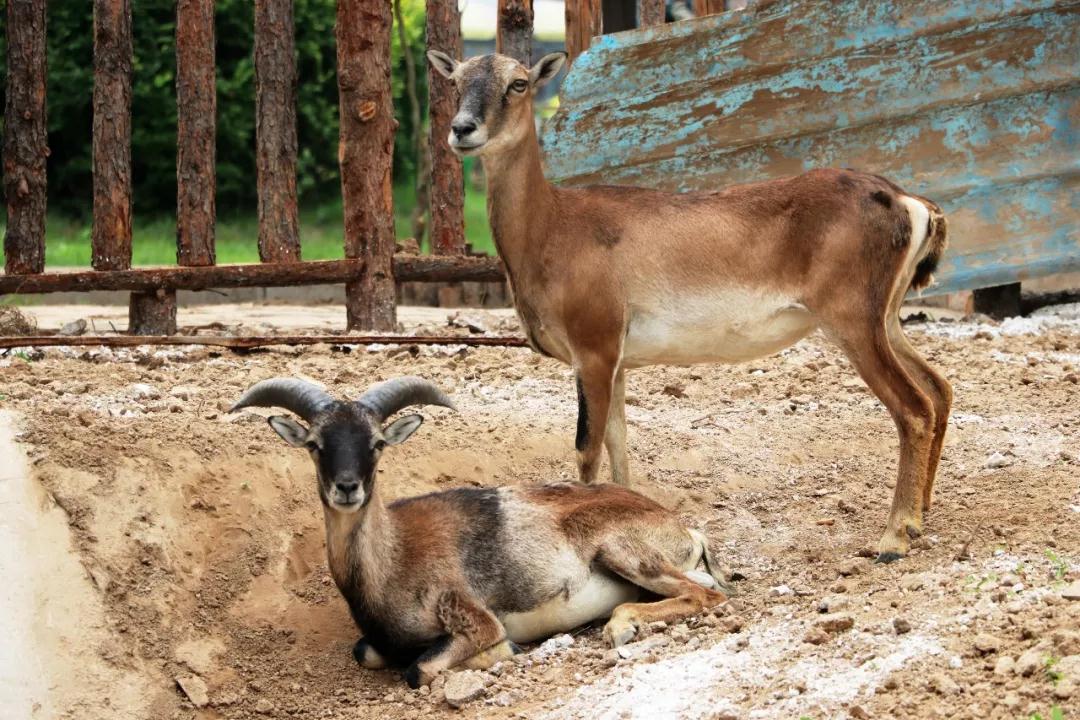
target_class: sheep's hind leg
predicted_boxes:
[598,541,727,647]
[352,638,387,669]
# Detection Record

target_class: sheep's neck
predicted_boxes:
[322,485,397,603]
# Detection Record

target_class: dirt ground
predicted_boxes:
[1,303,1078,720]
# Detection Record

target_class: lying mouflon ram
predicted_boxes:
[231,376,728,687]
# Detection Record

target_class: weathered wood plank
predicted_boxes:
[255,0,301,263]
[92,0,134,272]
[129,289,177,335]
[427,0,466,255]
[0,334,530,349]
[337,0,397,331]
[561,0,1067,108]
[0,256,505,295]
[565,0,602,64]
[547,5,1079,183]
[3,0,48,275]
[637,0,665,28]
[497,0,534,64]
[176,0,216,267]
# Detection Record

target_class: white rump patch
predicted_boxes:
[897,195,930,270]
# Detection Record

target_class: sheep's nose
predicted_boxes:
[336,481,359,496]
[451,119,477,139]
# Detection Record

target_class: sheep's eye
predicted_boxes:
[510,79,528,93]
[305,440,319,452]
[373,439,386,452]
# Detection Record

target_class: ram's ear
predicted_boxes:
[427,50,459,79]
[382,414,423,446]
[268,415,309,447]
[529,52,567,88]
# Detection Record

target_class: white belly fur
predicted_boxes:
[500,573,640,644]
[623,288,817,367]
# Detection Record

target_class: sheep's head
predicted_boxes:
[230,377,455,512]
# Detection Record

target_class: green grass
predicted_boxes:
[1,181,493,268]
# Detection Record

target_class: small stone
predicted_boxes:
[993,656,1015,676]
[931,673,961,695]
[58,318,88,336]
[661,382,686,398]
[818,595,850,613]
[973,633,1002,654]
[984,451,1013,468]
[254,698,273,714]
[720,617,743,633]
[1001,691,1020,708]
[837,498,857,513]
[1054,679,1075,699]
[893,618,912,635]
[815,612,854,634]
[836,558,868,577]
[129,383,160,399]
[1015,647,1044,676]
[647,620,669,632]
[443,670,487,708]
[176,676,209,708]
[169,385,200,400]
[900,573,926,591]
[803,627,830,645]
[849,705,870,719]
[1062,581,1080,601]
[769,584,792,597]
[601,650,619,668]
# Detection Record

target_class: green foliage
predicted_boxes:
[1029,707,1065,720]
[0,0,430,218]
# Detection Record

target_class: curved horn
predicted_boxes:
[357,376,456,421]
[230,378,334,422]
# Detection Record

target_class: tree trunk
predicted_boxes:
[497,0,534,64]
[426,0,466,255]
[176,0,216,267]
[337,0,397,331]
[3,0,48,275]
[92,0,134,271]
[255,0,301,263]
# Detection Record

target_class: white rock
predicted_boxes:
[175,675,209,708]
[1062,580,1080,601]
[532,633,574,659]
[443,670,487,708]
[984,451,1013,469]
[129,383,160,399]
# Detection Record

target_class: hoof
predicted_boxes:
[875,551,904,564]
[403,663,422,690]
[352,638,387,670]
[352,639,367,665]
[603,618,638,648]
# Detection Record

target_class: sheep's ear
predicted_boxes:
[269,415,309,447]
[427,50,459,79]
[383,414,424,446]
[529,52,566,88]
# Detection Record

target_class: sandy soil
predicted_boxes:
[1,305,1078,720]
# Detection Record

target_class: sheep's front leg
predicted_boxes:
[352,638,387,669]
[403,590,508,689]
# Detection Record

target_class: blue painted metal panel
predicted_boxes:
[542,0,1080,295]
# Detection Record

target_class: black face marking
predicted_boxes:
[575,376,589,452]
[459,56,496,127]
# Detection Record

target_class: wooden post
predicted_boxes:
[175,0,216,267]
[497,0,534,65]
[427,0,466,255]
[255,0,301,263]
[637,0,665,27]
[129,289,177,335]
[692,0,726,17]
[565,0,602,64]
[92,0,134,272]
[3,0,48,275]
[336,0,397,331]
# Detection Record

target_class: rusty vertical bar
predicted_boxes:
[497,0,534,65]
[692,0,726,17]
[427,0,465,256]
[336,0,397,331]
[565,0,602,64]
[92,0,134,271]
[3,0,48,275]
[255,0,301,263]
[637,0,665,27]
[175,0,216,267]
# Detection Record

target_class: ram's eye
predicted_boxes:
[305,440,319,452]
[510,79,528,93]
[373,439,386,452]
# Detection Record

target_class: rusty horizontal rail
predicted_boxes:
[0,334,529,350]
[0,255,505,295]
